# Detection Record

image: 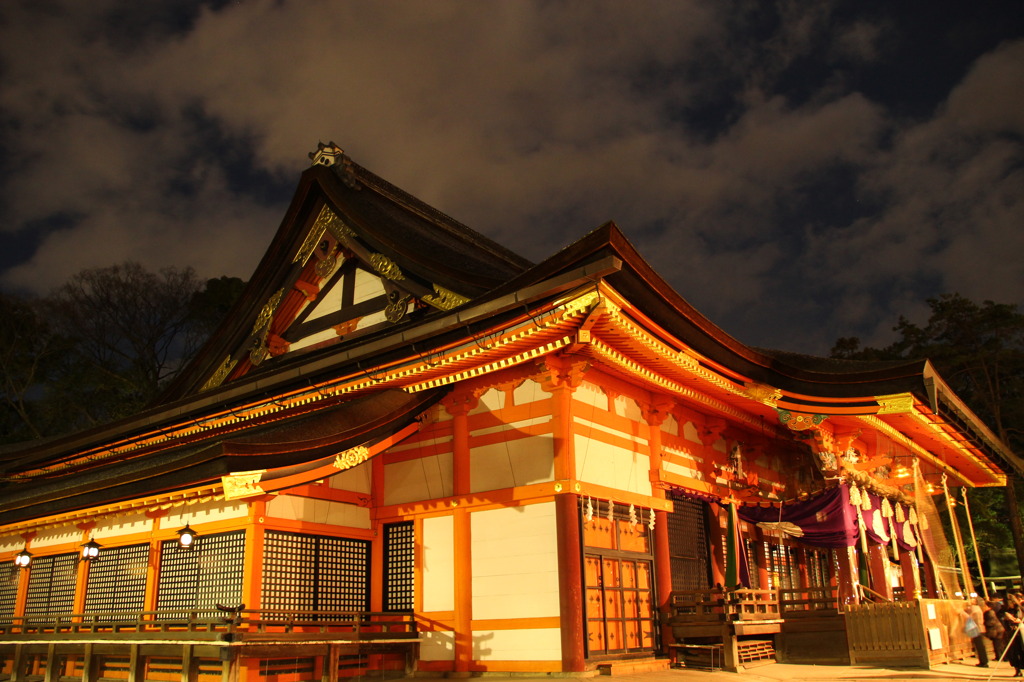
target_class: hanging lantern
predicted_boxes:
[176,524,198,549]
[80,538,102,562]
[14,548,32,569]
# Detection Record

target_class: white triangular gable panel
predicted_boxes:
[353,267,387,304]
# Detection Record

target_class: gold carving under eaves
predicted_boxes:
[222,470,266,500]
[423,284,470,311]
[369,253,405,281]
[334,445,369,471]
[253,289,284,333]
[745,382,782,407]
[295,205,357,266]
[876,393,915,415]
[200,355,238,392]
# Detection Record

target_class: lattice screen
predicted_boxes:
[262,531,370,612]
[0,563,18,624]
[383,521,415,611]
[156,530,245,616]
[667,496,711,591]
[24,553,78,617]
[84,543,149,616]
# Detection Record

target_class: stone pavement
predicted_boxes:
[416,660,1022,682]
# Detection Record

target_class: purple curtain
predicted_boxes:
[861,492,916,551]
[737,485,859,548]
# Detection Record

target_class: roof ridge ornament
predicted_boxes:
[309,141,360,189]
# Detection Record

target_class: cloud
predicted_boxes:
[0,1,1020,357]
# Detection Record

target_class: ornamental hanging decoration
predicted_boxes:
[629,504,637,531]
[648,508,656,531]
[881,498,893,518]
[849,484,862,508]
[585,496,594,523]
[607,500,614,523]
[896,503,906,523]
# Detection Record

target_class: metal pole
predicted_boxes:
[961,487,989,600]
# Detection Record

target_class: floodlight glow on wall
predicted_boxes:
[80,538,102,562]
[14,548,32,569]
[177,524,198,549]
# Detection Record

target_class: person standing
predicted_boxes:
[1001,594,1024,677]
[985,598,1006,661]
[964,598,989,667]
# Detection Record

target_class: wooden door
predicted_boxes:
[584,554,655,656]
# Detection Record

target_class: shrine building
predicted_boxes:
[1,142,1022,681]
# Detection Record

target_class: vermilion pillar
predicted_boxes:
[442,391,478,675]
[538,355,587,671]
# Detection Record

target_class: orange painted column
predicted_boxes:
[539,356,587,671]
[899,548,920,600]
[370,456,387,612]
[707,504,726,588]
[442,390,478,674]
[836,546,860,605]
[243,500,266,611]
[641,399,675,656]
[867,544,893,600]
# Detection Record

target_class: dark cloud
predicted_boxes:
[0,0,1021,356]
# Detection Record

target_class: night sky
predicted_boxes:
[1,1,1021,356]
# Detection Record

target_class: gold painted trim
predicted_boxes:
[333,445,370,471]
[222,470,267,500]
[876,393,915,414]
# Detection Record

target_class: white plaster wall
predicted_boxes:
[612,394,643,421]
[352,267,385,304]
[512,378,546,407]
[574,432,652,496]
[420,630,455,661]
[384,452,453,505]
[472,628,562,662]
[423,515,455,612]
[264,497,370,529]
[93,513,153,537]
[573,381,606,412]
[164,500,248,527]
[328,459,372,493]
[682,421,702,443]
[32,525,82,549]
[0,536,23,553]
[469,435,554,492]
[662,414,679,436]
[472,387,506,414]
[470,503,559,620]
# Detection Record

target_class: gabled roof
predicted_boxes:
[159,143,531,403]
[0,144,1019,531]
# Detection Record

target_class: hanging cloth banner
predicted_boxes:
[724,500,750,590]
[737,484,859,548]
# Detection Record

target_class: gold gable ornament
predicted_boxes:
[222,470,267,500]
[334,445,369,471]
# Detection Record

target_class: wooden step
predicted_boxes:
[596,657,671,676]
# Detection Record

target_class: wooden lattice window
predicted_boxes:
[0,563,18,624]
[84,542,149,616]
[24,553,78,617]
[262,531,370,612]
[383,522,415,611]
[156,530,245,616]
[667,496,711,591]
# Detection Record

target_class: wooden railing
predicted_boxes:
[778,587,839,614]
[668,588,780,623]
[0,609,417,642]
